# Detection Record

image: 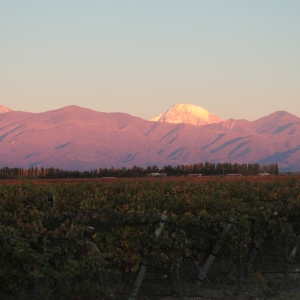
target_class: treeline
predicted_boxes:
[0,162,279,179]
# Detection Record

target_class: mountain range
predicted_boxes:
[0,103,299,171]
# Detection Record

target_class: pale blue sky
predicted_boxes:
[1,1,300,120]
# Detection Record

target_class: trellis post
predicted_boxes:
[128,212,167,300]
[194,217,235,288]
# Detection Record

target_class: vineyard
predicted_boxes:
[1,176,300,299]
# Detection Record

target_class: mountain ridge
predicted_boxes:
[0,104,299,171]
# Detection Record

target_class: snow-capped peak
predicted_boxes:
[0,105,13,114]
[150,103,223,126]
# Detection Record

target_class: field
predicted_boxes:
[1,174,296,185]
[1,176,300,299]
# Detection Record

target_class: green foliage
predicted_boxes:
[1,177,300,297]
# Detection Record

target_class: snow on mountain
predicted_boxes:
[0,105,13,114]
[150,103,223,126]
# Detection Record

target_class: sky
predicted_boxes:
[1,1,300,121]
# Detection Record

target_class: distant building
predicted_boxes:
[258,172,269,176]
[150,173,161,177]
[226,173,242,177]
[150,173,167,177]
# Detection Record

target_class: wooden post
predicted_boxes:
[175,268,184,300]
[128,212,167,300]
[75,226,95,260]
[289,245,298,261]
[246,212,278,275]
[53,194,56,207]
[238,256,244,290]
[285,245,290,277]
[171,269,177,292]
[194,217,235,287]
[288,234,300,262]
[83,226,95,242]
[246,230,265,274]
[286,243,298,278]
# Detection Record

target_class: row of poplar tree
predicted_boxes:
[0,162,279,179]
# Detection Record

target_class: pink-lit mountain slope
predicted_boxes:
[0,105,299,171]
[204,119,257,134]
[0,105,13,114]
[150,103,223,126]
[202,111,300,171]
[252,111,300,136]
